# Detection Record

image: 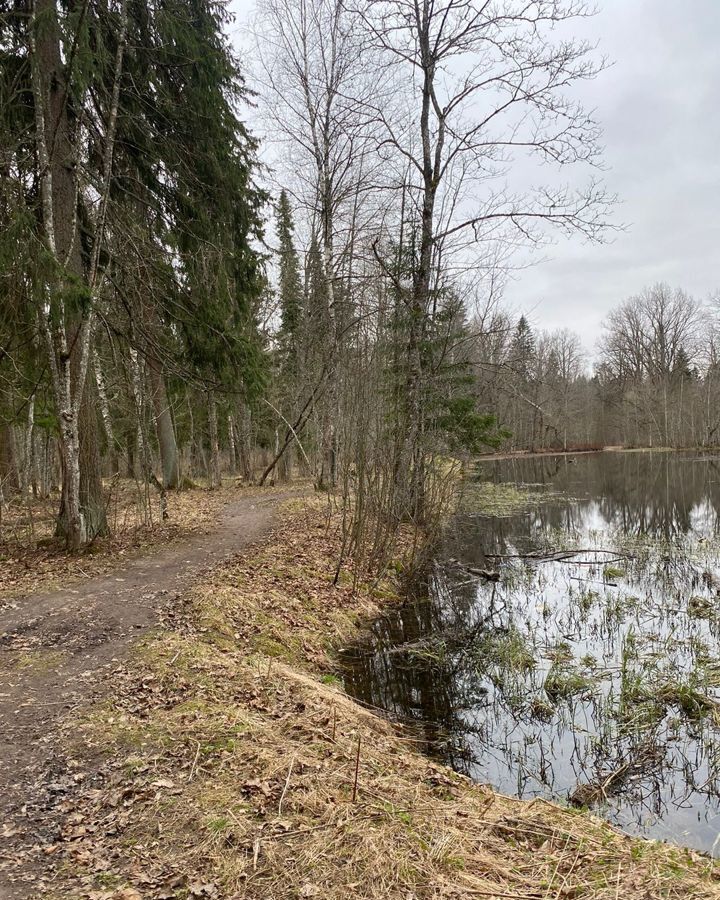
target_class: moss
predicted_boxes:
[0,648,65,674]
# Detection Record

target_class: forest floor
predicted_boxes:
[0,479,277,601]
[0,482,307,899]
[2,492,720,899]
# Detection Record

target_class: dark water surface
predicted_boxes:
[342,450,720,855]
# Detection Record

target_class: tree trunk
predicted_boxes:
[0,425,19,495]
[129,349,149,475]
[94,349,119,475]
[31,0,124,548]
[31,0,84,548]
[227,414,237,474]
[238,403,252,481]
[56,384,108,543]
[208,391,221,489]
[79,379,108,539]
[21,397,35,495]
[146,355,180,489]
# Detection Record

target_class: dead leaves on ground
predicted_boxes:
[0,479,261,601]
[21,504,720,900]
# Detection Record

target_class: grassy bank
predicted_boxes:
[51,498,720,899]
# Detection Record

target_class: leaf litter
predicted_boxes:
[13,500,720,899]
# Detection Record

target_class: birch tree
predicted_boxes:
[29,0,127,548]
[254,0,385,486]
[2,0,266,541]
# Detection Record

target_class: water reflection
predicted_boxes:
[342,451,720,856]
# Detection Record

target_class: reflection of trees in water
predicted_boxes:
[345,570,720,846]
[343,452,720,853]
[342,570,499,769]
[593,453,720,538]
[475,451,720,541]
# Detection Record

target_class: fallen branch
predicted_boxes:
[278,753,296,815]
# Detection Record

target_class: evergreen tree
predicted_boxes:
[510,316,536,382]
[275,191,303,372]
[672,346,694,383]
[305,236,332,354]
[0,0,267,543]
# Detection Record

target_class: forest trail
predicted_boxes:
[0,489,295,899]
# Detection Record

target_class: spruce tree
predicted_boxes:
[276,191,303,373]
[511,316,536,383]
[0,0,267,540]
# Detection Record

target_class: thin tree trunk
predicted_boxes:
[21,397,34,495]
[94,349,119,475]
[227,414,237,474]
[130,350,148,474]
[238,403,252,482]
[31,0,127,548]
[208,391,221,489]
[31,0,84,548]
[0,425,19,495]
[146,355,179,489]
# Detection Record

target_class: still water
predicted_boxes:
[342,450,720,855]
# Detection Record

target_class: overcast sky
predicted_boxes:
[228,0,720,350]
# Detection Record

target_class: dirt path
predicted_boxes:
[0,490,294,899]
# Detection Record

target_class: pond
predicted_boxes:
[342,450,720,856]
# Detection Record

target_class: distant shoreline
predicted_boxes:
[477,445,720,461]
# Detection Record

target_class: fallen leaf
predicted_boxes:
[243,778,273,796]
[150,778,175,789]
[112,889,142,900]
[188,882,218,897]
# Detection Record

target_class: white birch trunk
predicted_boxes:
[94,349,118,471]
[22,397,35,495]
[130,349,147,475]
[29,0,127,548]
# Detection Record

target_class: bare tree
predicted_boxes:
[540,328,585,449]
[253,0,385,486]
[601,285,703,382]
[354,0,613,517]
[599,284,705,445]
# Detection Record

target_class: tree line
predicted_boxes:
[473,283,720,452]
[0,0,635,553]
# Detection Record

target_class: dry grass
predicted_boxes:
[52,500,720,900]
